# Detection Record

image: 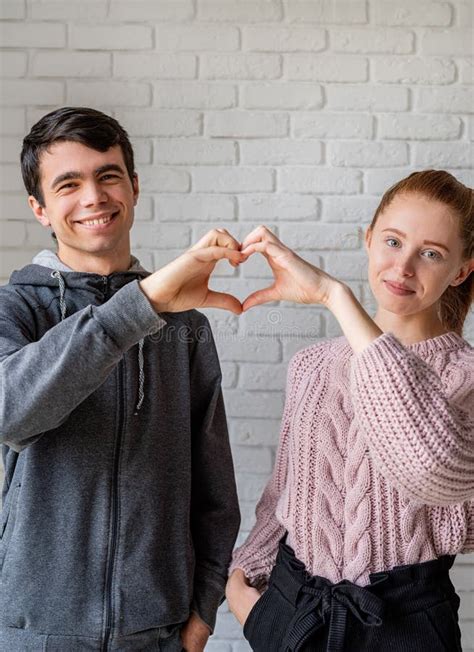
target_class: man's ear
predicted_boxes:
[450,258,474,287]
[132,173,139,206]
[28,196,51,228]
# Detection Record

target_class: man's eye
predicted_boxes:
[58,183,77,190]
[101,175,119,181]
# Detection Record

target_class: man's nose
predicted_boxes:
[79,182,108,207]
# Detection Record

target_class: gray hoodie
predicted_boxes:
[0,251,240,651]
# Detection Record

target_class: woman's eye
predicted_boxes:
[423,250,441,260]
[385,237,399,247]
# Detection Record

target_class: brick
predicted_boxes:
[193,167,274,193]
[236,362,287,392]
[155,194,235,222]
[0,136,23,162]
[455,1,473,26]
[415,87,473,113]
[25,222,55,248]
[68,81,150,107]
[204,640,231,652]
[130,139,152,165]
[238,194,319,221]
[0,108,25,135]
[137,166,190,192]
[284,1,367,24]
[414,143,472,168]
[220,362,238,388]
[241,307,324,338]
[234,470,269,500]
[0,194,31,220]
[0,21,65,47]
[374,57,455,84]
[280,223,359,250]
[0,80,64,106]
[32,52,111,78]
[242,82,323,110]
[365,168,415,195]
[326,84,409,111]
[154,139,236,165]
[114,53,196,79]
[153,82,236,109]
[378,114,461,140]
[293,113,373,139]
[115,110,201,136]
[108,0,194,21]
[372,1,451,26]
[198,1,282,22]
[0,164,25,192]
[215,333,281,363]
[225,389,284,419]
[240,139,322,165]
[30,0,108,20]
[0,52,27,77]
[242,26,325,51]
[131,222,190,249]
[0,220,25,247]
[328,141,408,167]
[286,54,367,81]
[134,195,153,221]
[231,417,282,445]
[206,111,288,138]
[203,309,239,337]
[70,25,152,50]
[0,1,25,18]
[201,53,281,80]
[467,117,474,142]
[156,24,239,50]
[422,29,473,56]
[322,196,379,223]
[459,59,473,84]
[322,251,369,281]
[279,168,361,194]
[0,249,35,278]
[332,27,414,53]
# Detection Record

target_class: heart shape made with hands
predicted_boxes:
[201,225,333,314]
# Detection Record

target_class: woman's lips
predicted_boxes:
[384,280,415,296]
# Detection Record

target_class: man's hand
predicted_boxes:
[140,228,245,314]
[180,612,211,652]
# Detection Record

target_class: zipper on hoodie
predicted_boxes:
[101,344,125,651]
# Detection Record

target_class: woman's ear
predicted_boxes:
[450,258,474,287]
[364,226,373,253]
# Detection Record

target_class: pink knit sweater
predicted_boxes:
[230,331,474,586]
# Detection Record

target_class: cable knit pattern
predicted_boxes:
[230,331,474,586]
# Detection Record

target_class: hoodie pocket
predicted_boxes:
[0,482,21,573]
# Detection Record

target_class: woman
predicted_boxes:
[226,170,474,651]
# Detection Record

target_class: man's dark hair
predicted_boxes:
[21,106,136,207]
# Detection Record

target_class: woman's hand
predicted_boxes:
[139,228,245,314]
[226,569,261,626]
[240,225,342,311]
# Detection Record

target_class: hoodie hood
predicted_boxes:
[9,250,149,289]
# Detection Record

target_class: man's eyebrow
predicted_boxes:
[381,228,450,253]
[50,164,126,190]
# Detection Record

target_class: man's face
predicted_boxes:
[29,141,139,266]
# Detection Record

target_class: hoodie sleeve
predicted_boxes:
[0,281,166,452]
[187,313,240,633]
[350,332,474,506]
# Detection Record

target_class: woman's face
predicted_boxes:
[365,192,471,318]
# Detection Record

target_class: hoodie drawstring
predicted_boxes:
[51,270,67,320]
[51,269,146,415]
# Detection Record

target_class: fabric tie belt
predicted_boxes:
[281,579,385,652]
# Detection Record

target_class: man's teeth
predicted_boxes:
[81,215,113,225]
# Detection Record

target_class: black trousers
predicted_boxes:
[243,540,462,652]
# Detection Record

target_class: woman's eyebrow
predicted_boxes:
[381,228,450,253]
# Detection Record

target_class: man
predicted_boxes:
[0,107,242,651]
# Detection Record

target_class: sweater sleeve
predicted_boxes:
[229,351,307,585]
[350,332,474,507]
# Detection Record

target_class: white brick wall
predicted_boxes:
[0,1,473,649]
